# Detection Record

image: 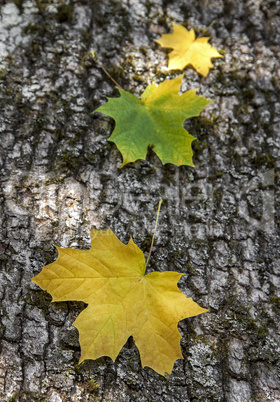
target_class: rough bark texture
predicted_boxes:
[0,0,280,401]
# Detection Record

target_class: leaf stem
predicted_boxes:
[197,20,216,38]
[91,50,124,91]
[145,199,163,269]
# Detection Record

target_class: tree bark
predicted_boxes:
[0,0,280,400]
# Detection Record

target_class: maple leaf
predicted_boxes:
[32,228,207,376]
[155,23,222,76]
[94,75,211,167]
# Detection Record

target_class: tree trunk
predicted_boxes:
[0,0,279,400]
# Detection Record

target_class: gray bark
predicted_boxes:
[0,0,280,400]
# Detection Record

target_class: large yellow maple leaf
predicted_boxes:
[32,228,207,376]
[155,23,222,76]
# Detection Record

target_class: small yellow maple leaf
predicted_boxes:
[155,23,222,76]
[32,228,208,376]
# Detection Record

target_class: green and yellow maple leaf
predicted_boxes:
[32,228,207,376]
[155,23,222,76]
[93,75,211,167]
